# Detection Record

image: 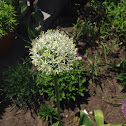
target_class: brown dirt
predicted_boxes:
[0,72,125,126]
[0,0,126,126]
[0,107,43,126]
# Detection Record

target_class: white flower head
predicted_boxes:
[30,30,77,75]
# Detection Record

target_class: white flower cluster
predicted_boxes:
[30,30,77,75]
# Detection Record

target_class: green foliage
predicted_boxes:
[0,0,17,38]
[73,0,126,44]
[2,62,40,108]
[117,59,126,90]
[52,121,60,126]
[73,20,98,45]
[4,0,42,40]
[102,0,126,32]
[117,59,126,73]
[13,0,28,16]
[38,104,58,125]
[109,59,126,90]
[53,109,126,126]
[90,0,126,37]
[89,0,126,31]
[3,0,13,5]
[86,49,102,80]
[76,111,93,126]
[89,0,103,10]
[72,0,126,80]
[36,60,88,102]
[75,109,125,126]
[27,18,43,40]
[94,110,104,126]
[4,0,28,14]
[87,0,126,44]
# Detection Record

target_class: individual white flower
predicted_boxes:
[30,30,77,75]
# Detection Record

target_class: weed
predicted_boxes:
[73,19,98,47]
[38,104,58,125]
[85,49,102,80]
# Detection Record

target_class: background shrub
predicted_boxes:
[2,62,40,108]
[102,0,126,31]
[90,0,126,34]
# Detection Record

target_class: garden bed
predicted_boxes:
[0,0,126,126]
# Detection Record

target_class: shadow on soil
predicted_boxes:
[60,76,91,111]
[0,93,12,119]
[61,93,90,111]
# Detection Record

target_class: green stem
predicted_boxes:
[102,42,108,65]
[54,74,62,126]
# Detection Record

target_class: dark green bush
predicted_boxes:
[36,60,88,102]
[2,62,40,108]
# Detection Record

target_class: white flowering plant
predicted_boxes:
[30,30,77,126]
[30,29,78,125]
[30,30,77,75]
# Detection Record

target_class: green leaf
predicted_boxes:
[75,112,93,126]
[72,96,76,101]
[20,5,27,14]
[80,93,84,96]
[94,110,104,126]
[52,121,59,126]
[71,75,74,80]
[52,121,64,126]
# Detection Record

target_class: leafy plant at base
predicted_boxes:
[38,104,58,125]
[36,60,88,102]
[2,62,40,108]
